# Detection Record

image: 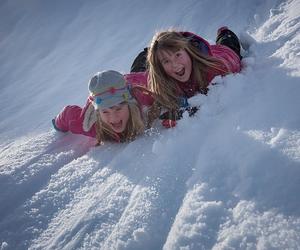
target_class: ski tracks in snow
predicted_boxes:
[25,132,199,250]
[0,131,94,249]
[0,129,187,250]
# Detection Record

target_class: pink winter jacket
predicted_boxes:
[178,32,242,97]
[55,72,153,138]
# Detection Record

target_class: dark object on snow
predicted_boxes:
[159,106,199,121]
[130,48,148,72]
[52,118,67,133]
[216,27,242,59]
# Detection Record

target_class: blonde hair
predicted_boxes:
[95,102,145,145]
[147,30,227,110]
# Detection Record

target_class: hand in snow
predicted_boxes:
[161,119,177,128]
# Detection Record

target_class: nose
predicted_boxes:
[109,112,120,123]
[171,58,179,69]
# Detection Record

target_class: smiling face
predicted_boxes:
[158,48,192,83]
[99,103,130,133]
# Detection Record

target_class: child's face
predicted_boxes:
[158,48,192,83]
[99,103,130,133]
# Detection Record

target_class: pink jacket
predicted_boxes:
[55,72,152,138]
[178,32,241,97]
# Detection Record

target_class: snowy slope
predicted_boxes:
[1,0,300,249]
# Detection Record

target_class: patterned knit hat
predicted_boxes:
[89,70,133,109]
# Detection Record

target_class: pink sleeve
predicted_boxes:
[124,72,149,87]
[207,44,242,82]
[124,72,154,106]
[55,99,96,138]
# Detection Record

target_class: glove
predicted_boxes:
[160,106,199,128]
[159,109,179,129]
[161,119,177,128]
[187,106,199,117]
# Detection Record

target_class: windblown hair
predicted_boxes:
[147,30,227,110]
[95,102,145,145]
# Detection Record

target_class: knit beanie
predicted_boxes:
[89,70,133,109]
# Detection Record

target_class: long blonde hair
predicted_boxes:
[95,102,145,145]
[147,30,227,110]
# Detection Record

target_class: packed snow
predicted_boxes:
[0,0,299,249]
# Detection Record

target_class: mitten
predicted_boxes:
[161,119,177,128]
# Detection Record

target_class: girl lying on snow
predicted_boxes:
[52,70,157,145]
[53,27,243,142]
[145,27,242,127]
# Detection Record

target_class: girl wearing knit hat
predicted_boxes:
[53,70,157,145]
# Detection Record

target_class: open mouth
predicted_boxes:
[176,68,185,77]
[111,121,123,130]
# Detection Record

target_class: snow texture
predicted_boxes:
[0,0,300,249]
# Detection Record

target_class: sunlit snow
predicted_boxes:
[0,0,299,249]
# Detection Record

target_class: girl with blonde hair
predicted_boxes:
[53,70,155,145]
[147,27,242,126]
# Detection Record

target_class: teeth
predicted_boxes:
[112,121,122,129]
[176,68,185,76]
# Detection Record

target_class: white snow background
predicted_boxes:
[0,0,300,249]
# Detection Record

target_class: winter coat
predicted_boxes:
[178,32,242,98]
[54,72,152,138]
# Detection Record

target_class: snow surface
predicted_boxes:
[1,0,300,249]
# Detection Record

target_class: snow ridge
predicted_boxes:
[1,0,300,249]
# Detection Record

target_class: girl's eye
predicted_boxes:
[176,52,182,57]
[161,58,169,65]
[114,104,125,111]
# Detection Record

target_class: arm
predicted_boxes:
[124,72,154,106]
[208,45,242,82]
[54,99,97,138]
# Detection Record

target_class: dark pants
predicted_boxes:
[216,29,242,59]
